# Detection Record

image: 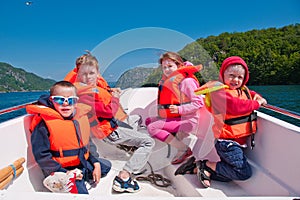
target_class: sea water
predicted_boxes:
[0,91,48,123]
[0,85,299,126]
[249,85,300,127]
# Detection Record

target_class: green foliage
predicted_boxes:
[0,62,56,92]
[115,67,156,89]
[143,67,162,85]
[143,24,300,86]
[187,24,300,85]
[2,24,299,91]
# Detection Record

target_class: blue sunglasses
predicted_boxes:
[50,96,79,105]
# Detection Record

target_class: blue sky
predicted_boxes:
[0,0,299,81]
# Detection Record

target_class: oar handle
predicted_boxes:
[262,104,300,120]
[0,158,26,182]
[0,166,24,190]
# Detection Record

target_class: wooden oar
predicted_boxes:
[0,166,24,190]
[0,101,37,115]
[0,158,25,183]
[262,104,300,120]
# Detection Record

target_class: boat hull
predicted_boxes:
[0,87,299,199]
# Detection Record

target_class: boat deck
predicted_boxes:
[0,87,299,199]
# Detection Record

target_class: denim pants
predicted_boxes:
[212,140,252,182]
[104,126,155,174]
[76,157,112,194]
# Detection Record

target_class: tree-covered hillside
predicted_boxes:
[0,62,55,92]
[116,67,156,89]
[178,24,300,85]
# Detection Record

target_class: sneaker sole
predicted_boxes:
[112,184,140,193]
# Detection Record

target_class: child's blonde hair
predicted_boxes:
[76,51,99,70]
[225,64,246,75]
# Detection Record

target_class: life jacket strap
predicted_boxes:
[251,134,255,150]
[98,117,118,129]
[157,104,180,109]
[157,102,190,109]
[90,119,98,127]
[224,112,257,125]
[50,146,88,157]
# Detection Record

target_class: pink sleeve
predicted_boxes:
[178,78,204,114]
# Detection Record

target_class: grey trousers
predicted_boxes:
[104,126,155,174]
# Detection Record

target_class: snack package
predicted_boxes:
[43,169,82,193]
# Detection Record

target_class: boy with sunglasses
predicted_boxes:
[26,81,111,194]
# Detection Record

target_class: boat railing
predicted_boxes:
[261,104,300,120]
[0,101,37,115]
[1,101,299,124]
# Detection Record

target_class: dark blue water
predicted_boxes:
[0,91,48,123]
[0,86,299,126]
[249,85,299,127]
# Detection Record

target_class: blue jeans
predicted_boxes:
[76,157,112,194]
[212,140,252,182]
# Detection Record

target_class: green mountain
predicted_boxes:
[2,24,298,91]
[116,67,156,89]
[0,62,56,92]
[179,23,300,85]
[142,23,300,86]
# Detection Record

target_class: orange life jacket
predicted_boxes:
[26,104,91,168]
[64,68,128,121]
[195,81,257,140]
[74,83,117,139]
[158,65,201,118]
[218,87,257,140]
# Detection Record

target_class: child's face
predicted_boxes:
[76,65,98,86]
[51,86,77,118]
[161,59,178,77]
[223,65,245,90]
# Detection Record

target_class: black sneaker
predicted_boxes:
[112,176,140,193]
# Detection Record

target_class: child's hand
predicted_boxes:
[92,162,101,184]
[111,88,122,98]
[112,91,120,98]
[257,98,267,106]
[253,94,267,106]
[67,169,83,180]
[111,87,121,94]
[169,105,179,114]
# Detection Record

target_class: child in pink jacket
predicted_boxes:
[146,51,204,165]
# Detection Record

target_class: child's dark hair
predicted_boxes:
[159,51,184,66]
[50,81,77,96]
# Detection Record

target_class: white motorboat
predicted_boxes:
[0,87,299,200]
